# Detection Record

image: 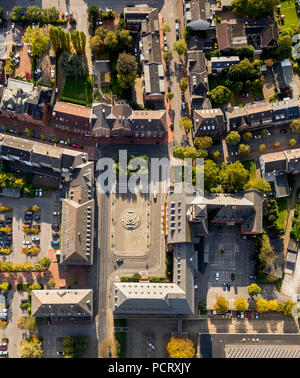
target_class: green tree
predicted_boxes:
[22,26,50,57]
[234,297,248,312]
[167,92,174,101]
[26,6,43,23]
[204,159,219,192]
[173,146,185,159]
[163,50,173,61]
[210,149,220,162]
[260,129,269,138]
[273,141,280,149]
[161,22,171,34]
[227,58,261,82]
[47,278,56,288]
[208,85,231,104]
[104,31,118,51]
[238,144,251,156]
[255,298,269,313]
[290,119,300,133]
[10,6,25,23]
[219,161,250,193]
[242,132,252,141]
[274,35,292,60]
[71,30,86,55]
[214,296,229,313]
[60,52,84,77]
[87,6,100,27]
[257,233,276,266]
[282,300,296,318]
[247,178,271,194]
[40,257,50,268]
[225,131,241,146]
[179,77,188,92]
[194,136,213,149]
[289,138,297,147]
[49,26,71,53]
[232,0,278,18]
[17,317,27,329]
[166,337,195,358]
[183,146,200,159]
[173,39,187,56]
[117,29,132,51]
[248,283,261,297]
[179,117,193,132]
[116,52,138,89]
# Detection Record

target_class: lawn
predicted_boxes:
[276,198,288,230]
[242,160,256,179]
[61,74,93,106]
[280,0,299,29]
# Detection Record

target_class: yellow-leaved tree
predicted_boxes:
[166,337,195,358]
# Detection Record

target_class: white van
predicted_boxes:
[153,191,157,201]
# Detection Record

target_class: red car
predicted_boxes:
[61,12,65,18]
[25,72,31,78]
[248,312,251,319]
[0,346,7,351]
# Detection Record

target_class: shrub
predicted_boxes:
[273,141,280,148]
[0,248,11,255]
[40,257,51,268]
[0,206,12,212]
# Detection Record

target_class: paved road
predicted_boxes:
[95,143,170,353]
[160,0,187,146]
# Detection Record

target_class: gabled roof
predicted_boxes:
[31,289,93,317]
[260,23,278,48]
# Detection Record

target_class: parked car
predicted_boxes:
[240,311,244,319]
[27,50,33,57]
[5,216,11,221]
[25,215,32,221]
[215,272,219,281]
[247,312,252,319]
[236,312,240,318]
[4,240,11,246]
[53,211,60,216]
[222,282,226,291]
[8,129,16,134]
[280,129,287,134]
[52,224,60,232]
[249,274,256,280]
[25,211,33,215]
[21,299,28,304]
[181,102,186,111]
[226,282,231,291]
[176,30,179,40]
[255,311,259,319]
[116,258,124,264]
[249,255,255,260]
[148,343,155,351]
[153,190,157,201]
[32,237,40,242]
[0,351,8,356]
[57,351,64,355]
[218,225,222,233]
[51,69,55,79]
[231,273,235,281]
[23,241,31,246]
[134,47,138,56]
[33,215,40,221]
[39,189,43,197]
[52,233,59,238]
[181,91,185,102]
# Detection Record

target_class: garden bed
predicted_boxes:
[276,198,287,230]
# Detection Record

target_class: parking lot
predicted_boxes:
[197,224,257,309]
[0,192,61,264]
[126,318,178,358]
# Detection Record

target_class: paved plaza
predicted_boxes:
[110,191,151,257]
